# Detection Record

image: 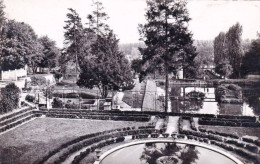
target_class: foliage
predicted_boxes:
[194,40,214,67]
[52,98,63,108]
[119,43,144,61]
[138,0,196,111]
[0,20,43,72]
[87,0,110,36]
[226,23,243,78]
[25,94,35,103]
[38,36,60,72]
[0,0,5,27]
[215,60,233,78]
[215,84,242,103]
[0,0,6,67]
[77,31,134,98]
[0,83,21,113]
[77,2,134,98]
[192,40,214,78]
[213,23,243,78]
[241,36,260,76]
[62,8,94,78]
[131,58,142,75]
[30,76,47,86]
[214,32,227,64]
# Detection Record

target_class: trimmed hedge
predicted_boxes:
[0,107,34,122]
[0,114,35,133]
[198,117,260,127]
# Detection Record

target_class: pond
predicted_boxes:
[100,142,237,164]
[167,85,260,116]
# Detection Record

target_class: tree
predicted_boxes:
[194,40,214,67]
[131,58,142,76]
[0,83,21,113]
[241,34,260,76]
[38,36,60,72]
[215,60,233,79]
[226,23,243,78]
[87,0,110,36]
[63,8,93,80]
[0,0,6,70]
[0,20,43,72]
[63,8,82,77]
[0,0,5,33]
[139,0,196,112]
[77,31,134,98]
[214,32,227,65]
[214,23,243,78]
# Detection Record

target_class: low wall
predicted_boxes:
[246,74,260,79]
[1,67,27,81]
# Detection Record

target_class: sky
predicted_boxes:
[3,0,260,48]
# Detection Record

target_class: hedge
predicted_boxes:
[0,107,34,122]
[0,114,35,133]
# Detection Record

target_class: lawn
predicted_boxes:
[0,117,147,164]
[200,125,260,139]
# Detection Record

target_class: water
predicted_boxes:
[101,142,236,164]
[169,85,259,116]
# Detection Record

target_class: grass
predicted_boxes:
[200,125,260,138]
[0,118,148,164]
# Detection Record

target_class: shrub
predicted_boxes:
[245,144,258,153]
[25,95,35,103]
[0,83,21,114]
[115,136,125,143]
[52,98,63,108]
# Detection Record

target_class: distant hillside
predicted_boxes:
[119,43,145,61]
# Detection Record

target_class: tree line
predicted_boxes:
[0,1,60,74]
[213,23,260,78]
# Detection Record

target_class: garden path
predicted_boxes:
[165,116,179,134]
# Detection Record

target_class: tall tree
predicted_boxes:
[77,31,134,98]
[38,36,60,72]
[139,0,196,112]
[87,0,109,36]
[63,8,85,79]
[214,23,243,78]
[214,32,227,65]
[225,23,243,78]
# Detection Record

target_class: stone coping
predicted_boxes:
[94,139,243,164]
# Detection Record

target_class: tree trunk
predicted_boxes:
[165,62,168,113]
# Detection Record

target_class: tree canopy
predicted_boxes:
[0,20,43,72]
[38,36,60,72]
[241,34,260,76]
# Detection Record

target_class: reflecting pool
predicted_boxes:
[167,85,260,116]
[101,142,236,164]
